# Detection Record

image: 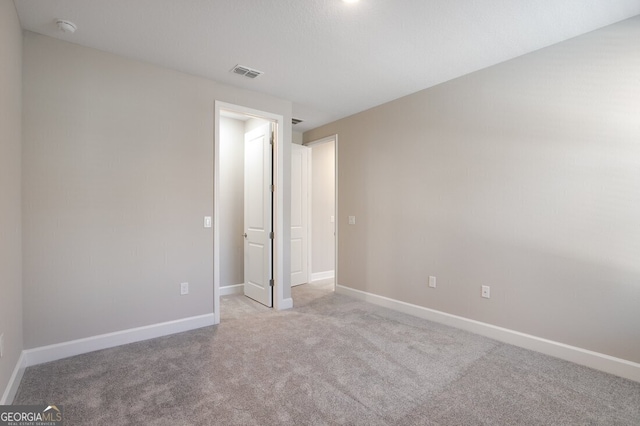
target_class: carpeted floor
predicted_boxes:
[13,280,640,425]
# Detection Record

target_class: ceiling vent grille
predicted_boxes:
[292,118,304,125]
[230,64,264,79]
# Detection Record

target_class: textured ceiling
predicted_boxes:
[14,0,640,132]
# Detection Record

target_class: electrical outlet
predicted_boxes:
[481,285,490,299]
[428,276,437,288]
[348,216,356,225]
[180,282,189,295]
[0,333,4,358]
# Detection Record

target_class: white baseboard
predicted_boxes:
[23,313,215,368]
[310,270,335,282]
[221,283,291,310]
[336,285,640,383]
[279,298,293,310]
[220,283,244,296]
[1,352,27,404]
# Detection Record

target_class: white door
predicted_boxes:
[291,144,310,286]
[244,123,273,307]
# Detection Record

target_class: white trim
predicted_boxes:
[310,270,335,282]
[305,146,312,286]
[213,103,222,325]
[23,314,215,367]
[334,135,338,293]
[303,135,336,147]
[1,352,26,404]
[220,283,244,296]
[336,285,640,383]
[273,113,286,311]
[280,298,293,310]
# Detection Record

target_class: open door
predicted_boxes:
[291,144,310,286]
[243,122,274,307]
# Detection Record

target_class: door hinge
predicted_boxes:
[269,279,274,287]
[269,231,274,239]
[270,131,274,145]
[271,184,275,193]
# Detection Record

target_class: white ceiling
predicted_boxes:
[14,0,640,132]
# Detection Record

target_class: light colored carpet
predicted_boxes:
[13,280,640,425]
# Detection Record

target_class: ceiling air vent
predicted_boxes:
[292,118,304,125]
[230,64,264,79]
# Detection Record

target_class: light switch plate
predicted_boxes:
[330,215,335,223]
[481,285,490,299]
[0,333,4,358]
[429,276,437,288]
[204,216,212,228]
[181,282,189,295]
[348,216,356,225]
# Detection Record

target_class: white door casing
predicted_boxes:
[214,101,288,324]
[291,144,311,286]
[243,123,273,307]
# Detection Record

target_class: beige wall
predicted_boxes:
[22,32,292,348]
[292,131,303,145]
[305,16,640,363]
[0,0,23,397]
[220,117,245,287]
[311,140,335,274]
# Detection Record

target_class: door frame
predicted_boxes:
[304,134,338,291]
[214,101,286,324]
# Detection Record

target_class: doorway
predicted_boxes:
[291,143,311,286]
[214,102,287,324]
[301,135,337,291]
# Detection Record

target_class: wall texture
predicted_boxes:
[311,140,335,275]
[305,16,640,363]
[0,0,23,398]
[22,32,292,348]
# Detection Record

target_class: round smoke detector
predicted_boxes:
[56,19,77,34]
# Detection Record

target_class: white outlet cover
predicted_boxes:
[181,282,189,295]
[482,285,490,298]
[348,216,356,225]
[0,333,4,358]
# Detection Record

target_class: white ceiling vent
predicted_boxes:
[230,64,264,79]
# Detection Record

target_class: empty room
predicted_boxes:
[1,0,639,424]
